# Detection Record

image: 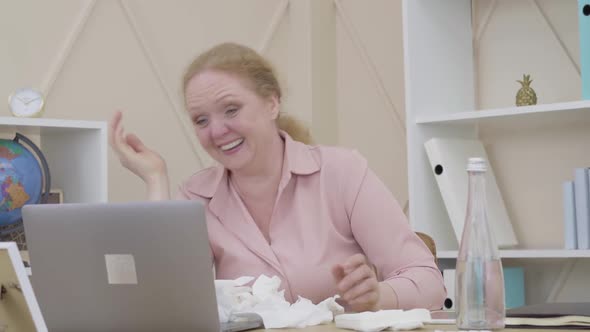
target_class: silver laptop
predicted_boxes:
[22,201,263,332]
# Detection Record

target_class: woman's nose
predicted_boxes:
[209,119,229,138]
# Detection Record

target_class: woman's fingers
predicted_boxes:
[342,254,367,272]
[110,111,134,155]
[108,111,123,147]
[126,133,146,153]
[333,254,380,312]
[116,125,132,156]
[348,289,379,307]
[110,113,137,158]
[342,274,378,302]
[337,263,373,293]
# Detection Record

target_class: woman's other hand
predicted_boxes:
[109,111,170,200]
[332,253,381,312]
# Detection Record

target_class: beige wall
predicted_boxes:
[336,0,408,209]
[3,0,589,302]
[0,0,409,207]
[1,0,296,202]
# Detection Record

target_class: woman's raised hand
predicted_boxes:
[109,111,170,200]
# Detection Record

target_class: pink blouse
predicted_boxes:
[177,132,446,310]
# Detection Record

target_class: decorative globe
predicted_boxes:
[0,133,50,246]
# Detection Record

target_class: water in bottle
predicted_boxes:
[455,157,505,330]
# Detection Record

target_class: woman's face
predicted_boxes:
[185,70,279,172]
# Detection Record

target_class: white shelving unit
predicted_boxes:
[0,116,108,203]
[403,0,590,252]
[402,0,590,303]
[404,0,479,252]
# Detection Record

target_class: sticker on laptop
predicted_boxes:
[105,254,138,285]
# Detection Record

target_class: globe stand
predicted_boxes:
[0,133,51,250]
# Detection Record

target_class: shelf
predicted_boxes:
[0,116,104,128]
[0,116,105,136]
[415,100,590,131]
[438,249,590,259]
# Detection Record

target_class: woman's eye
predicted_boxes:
[225,107,239,117]
[194,117,208,127]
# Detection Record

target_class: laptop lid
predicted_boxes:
[22,200,220,331]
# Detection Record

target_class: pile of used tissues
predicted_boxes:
[215,274,344,329]
[335,309,432,331]
[215,274,433,331]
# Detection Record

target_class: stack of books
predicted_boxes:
[562,168,590,249]
[506,302,590,328]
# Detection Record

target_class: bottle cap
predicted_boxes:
[467,157,487,172]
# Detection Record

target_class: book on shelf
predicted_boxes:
[574,168,590,249]
[423,138,518,248]
[506,302,590,328]
[563,181,578,249]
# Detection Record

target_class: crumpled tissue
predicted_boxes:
[215,274,344,329]
[335,309,431,331]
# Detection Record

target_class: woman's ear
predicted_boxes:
[267,95,280,120]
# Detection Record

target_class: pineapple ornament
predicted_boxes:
[515,74,537,106]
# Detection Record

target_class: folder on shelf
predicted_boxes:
[424,138,518,248]
[563,181,578,249]
[442,269,455,311]
[574,168,590,249]
[579,0,590,99]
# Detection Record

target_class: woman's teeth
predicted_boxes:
[220,138,244,151]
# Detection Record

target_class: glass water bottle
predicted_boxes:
[455,157,505,330]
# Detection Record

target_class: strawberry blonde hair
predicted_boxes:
[183,42,312,144]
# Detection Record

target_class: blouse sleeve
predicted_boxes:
[344,151,446,310]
